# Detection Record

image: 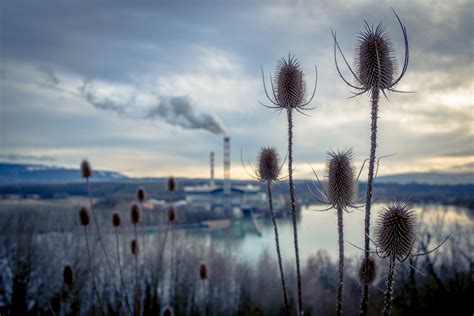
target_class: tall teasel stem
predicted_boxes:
[287,108,303,314]
[261,55,317,316]
[331,11,410,315]
[325,149,355,316]
[79,207,104,315]
[113,219,132,315]
[84,227,104,315]
[361,87,379,314]
[81,160,121,302]
[336,206,344,316]
[130,203,141,316]
[267,180,290,315]
[384,256,396,316]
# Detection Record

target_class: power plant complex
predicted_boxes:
[184,137,264,213]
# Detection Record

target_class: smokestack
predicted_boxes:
[210,151,215,186]
[223,137,231,195]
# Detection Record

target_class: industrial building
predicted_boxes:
[183,137,265,212]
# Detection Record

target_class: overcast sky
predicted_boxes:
[1,0,472,179]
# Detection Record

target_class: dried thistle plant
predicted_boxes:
[130,203,141,315]
[358,257,377,286]
[199,262,208,281]
[261,55,317,316]
[252,147,289,314]
[375,202,415,316]
[80,159,92,178]
[328,149,355,316]
[111,212,132,314]
[137,187,146,202]
[63,265,74,288]
[162,306,175,316]
[167,176,176,193]
[79,159,120,308]
[309,149,356,316]
[78,207,103,313]
[199,262,208,316]
[331,11,409,315]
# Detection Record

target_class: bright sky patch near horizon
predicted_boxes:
[1,1,473,179]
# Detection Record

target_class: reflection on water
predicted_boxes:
[175,204,473,266]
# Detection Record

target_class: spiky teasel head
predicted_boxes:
[130,203,141,224]
[376,202,416,262]
[112,212,121,227]
[167,176,176,192]
[79,207,90,226]
[332,10,409,95]
[63,265,74,287]
[131,239,139,256]
[356,23,395,91]
[168,206,176,222]
[257,147,280,182]
[137,187,146,202]
[358,257,377,285]
[326,149,355,209]
[275,56,306,109]
[80,159,92,178]
[199,262,208,280]
[161,306,174,316]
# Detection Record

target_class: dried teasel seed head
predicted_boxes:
[356,23,395,91]
[112,212,121,227]
[130,203,141,224]
[80,159,92,178]
[376,202,416,261]
[275,55,306,109]
[131,239,139,256]
[79,207,90,226]
[327,149,355,209]
[63,265,74,287]
[137,187,146,202]
[161,306,174,316]
[359,257,377,285]
[258,147,280,182]
[167,176,176,192]
[199,262,208,280]
[168,206,176,222]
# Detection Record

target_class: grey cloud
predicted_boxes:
[0,153,55,162]
[37,66,60,85]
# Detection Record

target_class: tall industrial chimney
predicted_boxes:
[223,137,231,196]
[210,151,215,186]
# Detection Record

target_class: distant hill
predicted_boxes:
[0,163,128,183]
[1,162,473,185]
[376,172,474,185]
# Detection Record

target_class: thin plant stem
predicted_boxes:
[201,280,206,316]
[115,229,132,316]
[360,87,380,316]
[84,226,104,315]
[169,225,175,302]
[157,220,170,300]
[336,206,344,316]
[86,178,120,297]
[384,257,396,316]
[287,108,303,315]
[267,180,290,315]
[133,223,140,316]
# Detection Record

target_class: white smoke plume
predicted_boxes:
[80,81,226,135]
